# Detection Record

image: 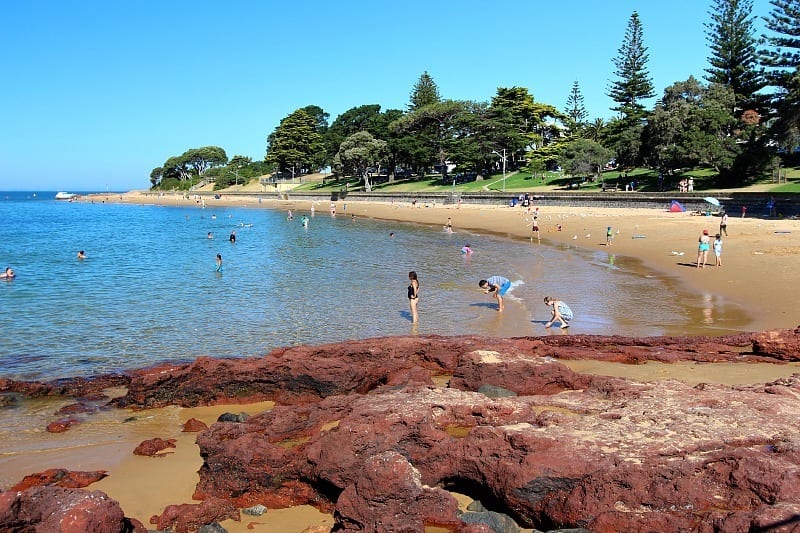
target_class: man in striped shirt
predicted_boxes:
[478,275,511,312]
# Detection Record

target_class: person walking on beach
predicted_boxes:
[713,234,723,267]
[544,296,573,329]
[479,276,511,312]
[697,229,711,268]
[606,226,613,246]
[407,271,419,323]
[530,214,541,243]
[215,254,223,272]
[719,211,728,237]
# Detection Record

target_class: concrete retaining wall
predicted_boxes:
[198,190,800,216]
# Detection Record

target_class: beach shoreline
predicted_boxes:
[87,190,799,333]
[8,189,787,531]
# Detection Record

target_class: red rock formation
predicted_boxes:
[183,417,209,432]
[46,417,80,433]
[133,437,176,456]
[9,468,108,491]
[149,498,239,532]
[0,486,145,532]
[4,329,800,531]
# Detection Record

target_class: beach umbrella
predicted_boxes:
[703,197,720,207]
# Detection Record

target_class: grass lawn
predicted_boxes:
[253,166,800,194]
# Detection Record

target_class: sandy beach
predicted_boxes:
[96,190,799,333]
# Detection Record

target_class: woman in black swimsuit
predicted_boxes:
[407,271,419,323]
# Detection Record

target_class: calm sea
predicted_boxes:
[0,191,749,382]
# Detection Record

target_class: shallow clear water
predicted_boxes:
[0,192,749,381]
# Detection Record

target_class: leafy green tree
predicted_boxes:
[265,108,325,176]
[445,101,519,176]
[409,71,441,111]
[490,86,563,170]
[299,105,330,135]
[333,131,388,191]
[325,104,384,160]
[759,0,800,145]
[560,138,612,183]
[705,0,764,115]
[392,100,466,180]
[162,155,192,181]
[149,167,163,188]
[228,155,252,169]
[564,81,588,134]
[184,146,228,176]
[644,77,740,176]
[300,105,330,169]
[584,118,607,143]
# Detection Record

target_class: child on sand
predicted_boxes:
[714,234,723,267]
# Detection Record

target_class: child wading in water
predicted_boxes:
[543,296,573,329]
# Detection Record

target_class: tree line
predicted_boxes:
[150,0,800,191]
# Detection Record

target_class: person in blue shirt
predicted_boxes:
[478,275,511,312]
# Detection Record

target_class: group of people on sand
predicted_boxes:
[696,228,724,269]
[695,210,728,269]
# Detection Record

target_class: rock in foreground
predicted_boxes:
[4,329,800,532]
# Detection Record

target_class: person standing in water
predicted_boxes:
[229,231,236,243]
[543,296,573,329]
[407,271,419,323]
[478,276,511,312]
[215,254,223,272]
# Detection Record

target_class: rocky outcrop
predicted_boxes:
[9,469,108,491]
[112,330,797,409]
[133,437,177,456]
[0,486,145,532]
[149,498,239,532]
[3,329,800,531]
[0,374,129,398]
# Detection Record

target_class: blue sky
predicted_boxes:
[0,0,774,191]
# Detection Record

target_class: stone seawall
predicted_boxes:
[212,189,800,216]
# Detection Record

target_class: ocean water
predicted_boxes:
[0,191,749,382]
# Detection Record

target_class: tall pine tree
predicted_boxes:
[759,0,800,143]
[704,0,763,114]
[564,81,588,134]
[607,11,655,121]
[607,11,654,167]
[409,72,441,111]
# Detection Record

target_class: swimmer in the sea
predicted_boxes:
[0,267,15,279]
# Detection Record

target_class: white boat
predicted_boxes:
[55,192,77,200]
